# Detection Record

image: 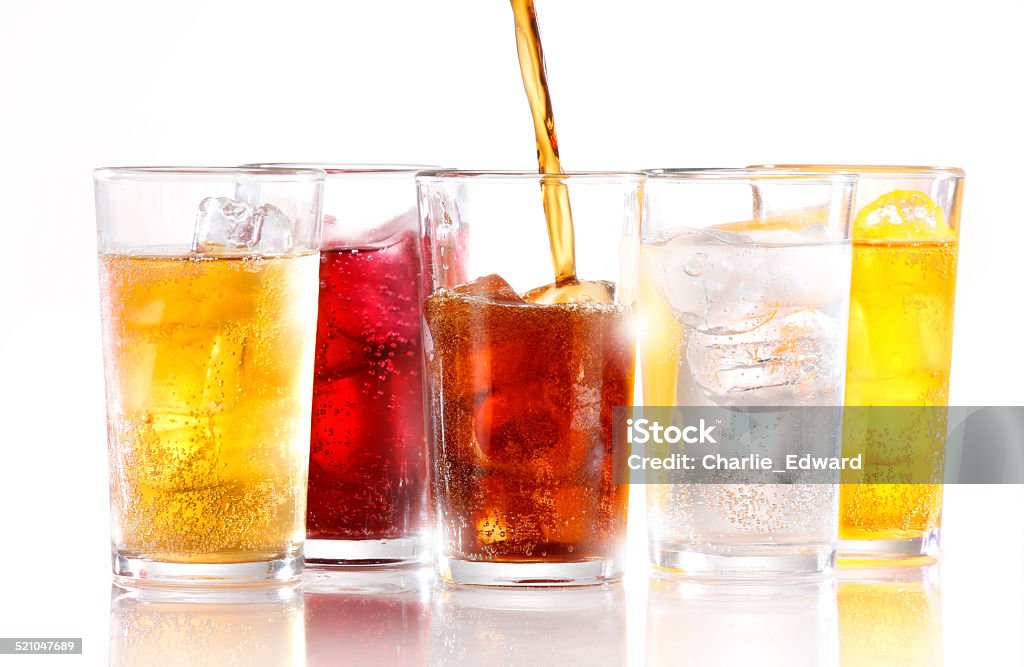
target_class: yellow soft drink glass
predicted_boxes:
[758,165,964,560]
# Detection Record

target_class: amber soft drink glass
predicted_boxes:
[759,165,963,561]
[95,167,324,585]
[250,164,434,566]
[417,171,642,586]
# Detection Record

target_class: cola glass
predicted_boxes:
[417,171,642,586]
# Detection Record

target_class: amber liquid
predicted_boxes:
[99,252,318,562]
[510,0,577,289]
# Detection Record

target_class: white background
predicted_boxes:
[1,0,1022,664]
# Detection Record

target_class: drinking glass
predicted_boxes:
[417,171,642,586]
[249,164,434,566]
[95,167,324,585]
[757,165,963,560]
[640,168,855,577]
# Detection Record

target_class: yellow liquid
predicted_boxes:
[840,240,958,540]
[838,574,943,666]
[638,248,684,406]
[99,252,318,562]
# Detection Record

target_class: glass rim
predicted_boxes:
[244,162,441,177]
[750,164,965,180]
[93,166,326,182]
[415,169,645,183]
[644,168,857,184]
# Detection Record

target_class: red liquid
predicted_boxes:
[305,587,429,666]
[307,228,428,541]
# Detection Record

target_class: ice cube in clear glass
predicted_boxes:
[193,197,294,254]
[256,203,293,254]
[193,197,259,252]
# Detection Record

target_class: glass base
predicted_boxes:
[113,550,302,587]
[111,578,302,603]
[304,536,426,567]
[838,528,939,563]
[303,566,430,595]
[650,539,835,580]
[437,556,622,587]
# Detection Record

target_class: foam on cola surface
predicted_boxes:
[523,278,616,305]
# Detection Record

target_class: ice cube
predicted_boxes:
[658,229,849,335]
[686,308,843,404]
[194,197,259,251]
[256,203,293,254]
[523,279,615,305]
[315,330,368,381]
[193,197,294,254]
[658,231,776,335]
[759,243,851,313]
[450,274,526,304]
[474,391,562,463]
[201,333,245,410]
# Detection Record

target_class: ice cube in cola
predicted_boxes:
[522,278,616,305]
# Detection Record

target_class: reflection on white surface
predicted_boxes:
[105,563,946,665]
[430,582,627,666]
[646,575,839,667]
[303,568,431,666]
[109,583,304,666]
[837,565,942,667]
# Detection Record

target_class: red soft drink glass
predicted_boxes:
[252,164,434,565]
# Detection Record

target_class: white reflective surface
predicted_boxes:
[92,486,1023,666]
[304,569,431,666]
[646,577,839,666]
[99,564,985,667]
